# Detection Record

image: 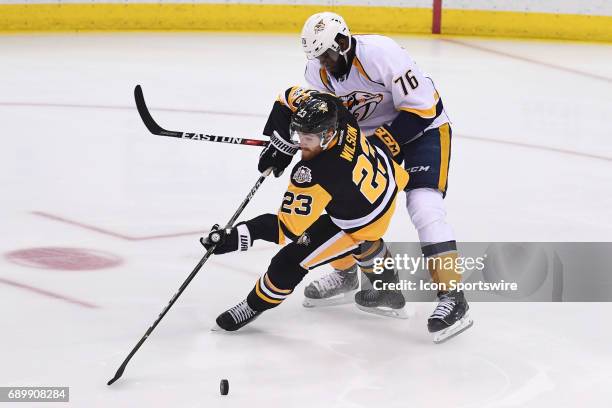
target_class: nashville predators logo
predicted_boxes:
[341,91,383,121]
[314,20,326,34]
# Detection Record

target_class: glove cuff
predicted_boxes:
[374,125,402,157]
[236,224,252,252]
[270,131,299,156]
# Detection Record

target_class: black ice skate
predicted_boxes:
[213,300,261,331]
[354,286,412,319]
[303,264,359,307]
[354,265,413,319]
[428,290,473,343]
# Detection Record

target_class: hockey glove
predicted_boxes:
[258,131,299,177]
[200,223,252,255]
[373,125,403,160]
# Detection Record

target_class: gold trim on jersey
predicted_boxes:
[352,56,370,82]
[300,230,360,270]
[398,91,440,119]
[319,68,334,93]
[352,56,385,86]
[438,122,451,192]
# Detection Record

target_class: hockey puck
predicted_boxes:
[220,379,229,395]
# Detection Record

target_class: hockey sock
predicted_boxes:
[354,239,398,286]
[422,240,462,291]
[329,255,357,272]
[247,273,294,311]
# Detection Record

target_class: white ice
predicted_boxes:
[1,33,611,407]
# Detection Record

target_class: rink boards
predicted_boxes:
[1,0,612,42]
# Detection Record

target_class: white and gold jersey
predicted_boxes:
[305,34,449,137]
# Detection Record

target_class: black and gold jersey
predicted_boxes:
[275,89,409,244]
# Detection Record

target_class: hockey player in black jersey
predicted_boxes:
[202,90,410,331]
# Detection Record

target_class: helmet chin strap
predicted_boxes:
[319,128,337,150]
[338,35,352,61]
[332,36,352,75]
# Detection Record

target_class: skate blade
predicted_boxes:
[210,324,224,332]
[432,315,473,344]
[302,289,358,308]
[356,304,414,320]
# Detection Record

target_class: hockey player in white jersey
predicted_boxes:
[285,12,471,343]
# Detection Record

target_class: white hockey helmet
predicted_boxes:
[301,12,351,60]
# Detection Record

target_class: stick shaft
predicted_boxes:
[107,168,271,385]
[134,85,268,148]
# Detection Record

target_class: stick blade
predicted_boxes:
[133,84,166,135]
[107,365,126,386]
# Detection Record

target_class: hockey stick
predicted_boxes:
[134,85,269,147]
[107,167,273,386]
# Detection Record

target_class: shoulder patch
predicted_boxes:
[293,166,313,184]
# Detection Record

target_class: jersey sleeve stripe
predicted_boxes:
[398,91,441,119]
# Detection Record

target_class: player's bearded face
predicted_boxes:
[317,49,347,76]
[294,130,332,160]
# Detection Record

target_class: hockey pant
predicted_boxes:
[246,215,398,312]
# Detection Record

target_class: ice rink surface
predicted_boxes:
[1,33,611,407]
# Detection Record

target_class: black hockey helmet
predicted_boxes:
[290,95,338,149]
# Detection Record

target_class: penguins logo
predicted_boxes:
[341,91,384,121]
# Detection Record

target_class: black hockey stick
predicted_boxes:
[134,85,269,147]
[107,167,273,386]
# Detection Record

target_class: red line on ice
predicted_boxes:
[442,39,612,84]
[3,102,610,162]
[31,211,206,241]
[0,277,99,309]
[461,134,612,162]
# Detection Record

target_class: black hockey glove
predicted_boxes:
[200,223,252,255]
[258,131,299,177]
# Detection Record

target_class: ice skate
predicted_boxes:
[428,290,473,343]
[303,264,359,307]
[213,299,261,331]
[354,285,412,319]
